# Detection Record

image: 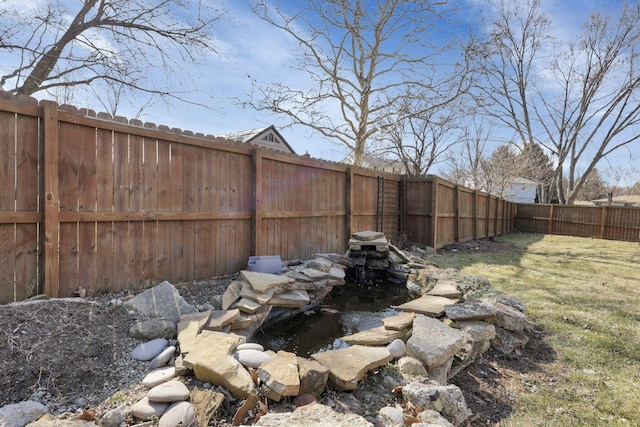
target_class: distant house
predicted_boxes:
[218,125,296,154]
[504,177,538,203]
[591,195,640,207]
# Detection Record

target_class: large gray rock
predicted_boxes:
[254,403,372,426]
[124,281,198,322]
[397,357,428,377]
[407,315,465,372]
[492,326,530,354]
[129,318,177,340]
[484,301,528,332]
[0,401,47,427]
[444,302,495,321]
[402,381,472,427]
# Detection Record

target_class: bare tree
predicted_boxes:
[372,91,467,176]
[250,0,471,166]
[475,0,640,204]
[0,0,224,107]
[445,118,494,189]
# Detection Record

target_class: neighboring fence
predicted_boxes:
[515,203,640,242]
[0,95,514,303]
[403,176,514,248]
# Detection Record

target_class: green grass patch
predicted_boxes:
[434,233,640,426]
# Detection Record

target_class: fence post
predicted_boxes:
[548,204,555,234]
[431,178,439,249]
[599,206,607,239]
[251,148,263,256]
[472,190,478,239]
[347,167,355,238]
[454,185,460,243]
[42,101,60,298]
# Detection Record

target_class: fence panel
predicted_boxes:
[402,177,433,247]
[458,187,475,242]
[435,179,456,247]
[516,203,640,243]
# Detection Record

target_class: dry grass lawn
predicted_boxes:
[434,232,640,427]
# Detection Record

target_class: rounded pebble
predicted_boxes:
[148,379,190,403]
[387,338,407,359]
[149,345,176,369]
[131,338,168,361]
[158,401,196,427]
[130,396,169,419]
[142,366,176,388]
[234,348,272,368]
[236,343,265,352]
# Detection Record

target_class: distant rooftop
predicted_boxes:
[217,125,296,154]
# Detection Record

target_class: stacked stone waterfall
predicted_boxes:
[93,233,532,427]
[347,230,412,282]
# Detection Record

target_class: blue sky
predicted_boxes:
[1,0,637,180]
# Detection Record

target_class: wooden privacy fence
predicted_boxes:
[0,95,513,303]
[515,203,640,242]
[403,176,515,248]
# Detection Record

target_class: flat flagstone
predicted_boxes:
[427,280,462,298]
[299,268,329,280]
[284,270,314,282]
[222,281,244,310]
[205,309,240,330]
[177,311,211,355]
[342,326,407,346]
[394,295,459,317]
[240,270,294,293]
[239,281,279,304]
[351,230,385,241]
[231,298,262,314]
[268,289,310,308]
[182,330,245,369]
[194,353,256,399]
[258,351,300,397]
[382,312,415,331]
[311,345,393,390]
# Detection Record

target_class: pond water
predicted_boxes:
[251,279,411,357]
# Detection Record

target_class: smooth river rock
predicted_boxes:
[147,379,190,402]
[131,338,168,361]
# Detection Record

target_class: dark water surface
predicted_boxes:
[251,280,411,356]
